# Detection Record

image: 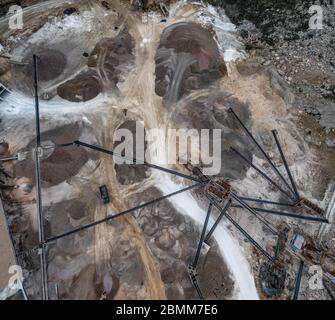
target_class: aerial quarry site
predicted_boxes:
[0,0,334,302]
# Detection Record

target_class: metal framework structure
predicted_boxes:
[3,56,330,300]
[32,55,48,301]
[292,260,304,300]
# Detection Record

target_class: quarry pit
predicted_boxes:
[0,0,334,301]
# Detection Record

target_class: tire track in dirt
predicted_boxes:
[86,110,166,299]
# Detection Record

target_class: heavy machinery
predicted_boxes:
[99,185,110,205]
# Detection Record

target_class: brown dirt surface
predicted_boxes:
[57,70,102,102]
[198,245,235,299]
[44,195,97,238]
[88,29,134,85]
[94,270,120,300]
[297,112,335,199]
[14,124,94,187]
[61,264,97,300]
[24,49,67,82]
[128,186,234,299]
[0,58,10,77]
[155,22,227,104]
[113,120,148,185]
[0,200,17,290]
[0,142,9,155]
[170,92,254,180]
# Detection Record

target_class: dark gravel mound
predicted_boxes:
[57,70,102,102]
[25,49,67,81]
[155,22,227,105]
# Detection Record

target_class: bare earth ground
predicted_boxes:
[0,0,334,300]
[0,197,16,292]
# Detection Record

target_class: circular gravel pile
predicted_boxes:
[57,71,102,102]
[25,49,67,81]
